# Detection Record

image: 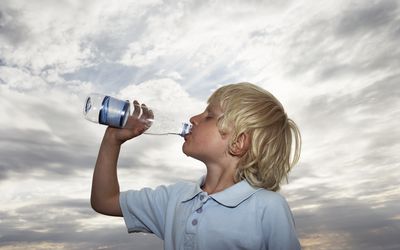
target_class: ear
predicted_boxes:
[229,132,250,157]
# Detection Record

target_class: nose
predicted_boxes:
[189,113,201,125]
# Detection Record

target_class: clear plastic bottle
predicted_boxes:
[83,93,192,137]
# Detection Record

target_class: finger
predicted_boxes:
[140,104,154,128]
[132,100,141,118]
[148,109,154,121]
[145,109,154,128]
[140,103,150,119]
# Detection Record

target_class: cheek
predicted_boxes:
[199,132,229,154]
[195,132,221,150]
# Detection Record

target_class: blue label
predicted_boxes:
[98,96,129,128]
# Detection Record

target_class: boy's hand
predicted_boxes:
[105,100,154,145]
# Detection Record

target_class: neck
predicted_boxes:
[202,163,237,194]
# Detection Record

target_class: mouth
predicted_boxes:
[183,132,191,141]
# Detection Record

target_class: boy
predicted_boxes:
[91,82,302,249]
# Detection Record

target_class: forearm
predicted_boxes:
[91,128,123,216]
[90,102,153,216]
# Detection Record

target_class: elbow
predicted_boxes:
[90,194,106,214]
[90,199,108,215]
[90,196,101,214]
[90,194,122,216]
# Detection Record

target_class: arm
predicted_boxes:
[90,101,153,216]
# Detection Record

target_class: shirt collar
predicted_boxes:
[181,176,205,203]
[181,176,262,208]
[210,179,261,208]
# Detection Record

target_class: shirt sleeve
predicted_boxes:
[261,193,301,250]
[119,184,171,239]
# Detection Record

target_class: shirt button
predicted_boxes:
[196,207,203,213]
[192,219,198,226]
[199,194,205,200]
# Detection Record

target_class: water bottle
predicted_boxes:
[83,93,192,137]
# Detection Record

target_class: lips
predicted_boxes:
[183,131,192,141]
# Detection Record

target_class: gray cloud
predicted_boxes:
[0,198,163,249]
[285,0,400,80]
[299,73,400,136]
[285,165,400,249]
[0,7,29,46]
[62,63,142,92]
[0,128,95,180]
[294,198,400,249]
[286,72,400,249]
[0,126,176,180]
[335,0,399,37]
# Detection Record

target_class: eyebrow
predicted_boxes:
[206,105,223,117]
[206,105,215,114]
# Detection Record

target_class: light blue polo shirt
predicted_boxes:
[120,177,301,250]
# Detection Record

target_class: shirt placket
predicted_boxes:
[183,192,208,250]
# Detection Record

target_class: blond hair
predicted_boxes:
[208,82,301,191]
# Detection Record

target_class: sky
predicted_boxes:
[0,0,399,249]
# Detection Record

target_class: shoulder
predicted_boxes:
[253,189,288,204]
[252,189,292,214]
[145,180,200,202]
[165,180,197,196]
[140,180,197,197]
[121,180,198,208]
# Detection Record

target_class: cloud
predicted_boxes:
[0,197,163,250]
[288,73,400,198]
[0,1,89,73]
[0,0,161,77]
[0,70,205,203]
[283,0,400,86]
[1,0,400,249]
[293,193,400,249]
[0,66,47,91]
[335,0,399,36]
[62,63,141,93]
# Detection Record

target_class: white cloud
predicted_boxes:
[0,66,47,91]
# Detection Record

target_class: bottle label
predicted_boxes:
[99,96,130,128]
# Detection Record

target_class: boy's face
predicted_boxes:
[182,102,231,164]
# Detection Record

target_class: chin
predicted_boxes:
[182,143,190,156]
[182,144,197,159]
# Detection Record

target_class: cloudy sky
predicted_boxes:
[1,0,399,249]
